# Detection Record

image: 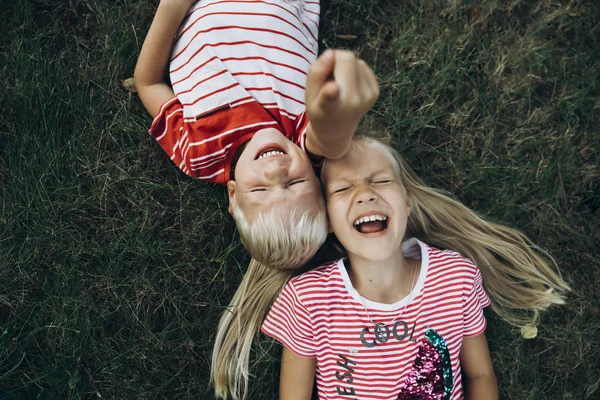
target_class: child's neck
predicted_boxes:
[346,249,419,305]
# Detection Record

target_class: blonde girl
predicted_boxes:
[211,136,569,400]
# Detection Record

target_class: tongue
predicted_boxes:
[357,221,385,234]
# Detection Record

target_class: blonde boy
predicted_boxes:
[134,0,379,268]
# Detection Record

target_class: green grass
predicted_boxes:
[1,0,598,398]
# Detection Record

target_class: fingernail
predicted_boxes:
[321,49,333,58]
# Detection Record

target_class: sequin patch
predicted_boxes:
[397,328,453,400]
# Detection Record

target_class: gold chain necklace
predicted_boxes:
[359,258,419,332]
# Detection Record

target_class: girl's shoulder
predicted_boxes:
[425,243,481,278]
[288,260,343,289]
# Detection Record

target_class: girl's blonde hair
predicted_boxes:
[354,136,569,327]
[211,135,570,399]
[213,205,327,399]
[211,259,293,400]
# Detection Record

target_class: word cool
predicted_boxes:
[359,320,417,348]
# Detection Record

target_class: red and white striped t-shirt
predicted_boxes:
[262,238,491,400]
[149,0,320,184]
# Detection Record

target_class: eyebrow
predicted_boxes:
[327,169,391,185]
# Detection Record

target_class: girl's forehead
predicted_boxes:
[324,144,395,181]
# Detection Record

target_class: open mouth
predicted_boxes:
[254,144,287,160]
[353,214,389,234]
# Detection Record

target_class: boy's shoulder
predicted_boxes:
[149,97,283,184]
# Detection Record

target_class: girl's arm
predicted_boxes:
[460,333,498,400]
[280,346,316,400]
[134,0,195,117]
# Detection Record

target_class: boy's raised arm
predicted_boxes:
[134,0,195,118]
[304,50,379,160]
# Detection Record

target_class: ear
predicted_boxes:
[406,192,413,217]
[227,180,236,215]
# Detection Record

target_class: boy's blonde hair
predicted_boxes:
[230,203,328,269]
[212,205,327,399]
[212,136,570,400]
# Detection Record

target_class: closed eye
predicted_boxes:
[332,187,350,194]
[250,188,267,192]
[288,179,306,187]
[373,180,392,184]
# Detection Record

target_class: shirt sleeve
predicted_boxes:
[462,261,491,337]
[148,97,193,177]
[261,280,316,358]
[294,111,324,168]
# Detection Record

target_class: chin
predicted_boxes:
[352,249,395,262]
[253,127,286,141]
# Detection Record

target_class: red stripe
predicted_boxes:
[231,71,304,90]
[181,82,240,107]
[171,25,315,63]
[304,8,319,17]
[177,11,311,45]
[171,56,218,86]
[177,0,312,42]
[245,87,304,105]
[229,95,254,104]
[221,55,307,76]
[176,69,228,96]
[303,22,318,42]
[264,106,299,119]
[171,38,311,74]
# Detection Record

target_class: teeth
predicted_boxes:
[353,215,388,226]
[257,150,285,160]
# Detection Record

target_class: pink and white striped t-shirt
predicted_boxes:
[262,238,491,399]
[149,0,320,184]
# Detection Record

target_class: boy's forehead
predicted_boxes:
[239,183,324,220]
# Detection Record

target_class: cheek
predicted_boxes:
[234,157,251,178]
[326,199,347,230]
[236,163,263,185]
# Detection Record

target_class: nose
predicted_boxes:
[264,163,288,183]
[355,187,377,204]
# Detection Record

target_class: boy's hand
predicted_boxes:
[305,49,379,159]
